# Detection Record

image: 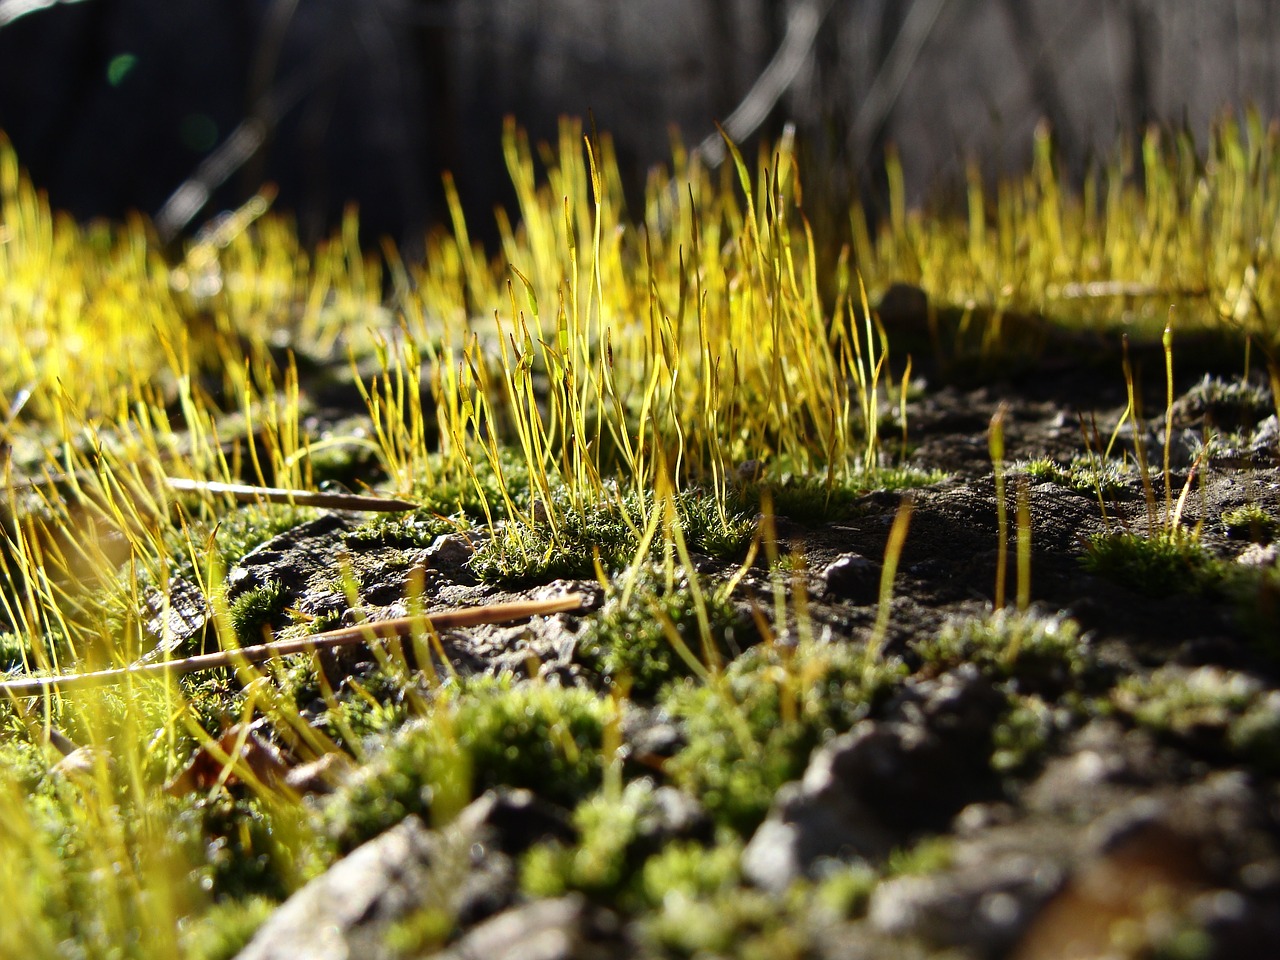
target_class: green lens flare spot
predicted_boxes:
[107,53,138,87]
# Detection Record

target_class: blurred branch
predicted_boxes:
[154,69,314,244]
[155,0,336,244]
[0,0,89,28]
[853,0,950,151]
[691,0,838,168]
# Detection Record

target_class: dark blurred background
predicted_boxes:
[1,0,1277,249]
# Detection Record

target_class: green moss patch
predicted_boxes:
[660,643,905,834]
[325,678,608,851]
[1081,530,1215,597]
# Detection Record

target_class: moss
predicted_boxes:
[471,487,756,585]
[291,660,415,751]
[180,794,304,903]
[0,728,54,794]
[0,628,63,673]
[0,631,26,672]
[1174,375,1273,430]
[1226,694,1280,776]
[1021,456,1130,497]
[734,465,945,524]
[1081,530,1214,597]
[915,607,1092,693]
[470,503,640,585]
[326,678,607,851]
[9,102,1280,956]
[639,886,812,960]
[639,836,742,905]
[346,510,464,550]
[228,579,290,643]
[814,863,879,919]
[383,905,454,958]
[661,642,905,835]
[1221,504,1279,543]
[885,835,955,876]
[522,779,691,902]
[1112,665,1280,773]
[990,693,1058,774]
[578,574,759,698]
[180,895,278,960]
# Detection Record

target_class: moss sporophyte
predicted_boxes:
[2,108,1280,957]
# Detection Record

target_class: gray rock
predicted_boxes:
[140,575,211,658]
[867,851,1064,952]
[819,553,882,604]
[742,777,895,892]
[436,895,623,960]
[236,791,553,960]
[425,532,481,572]
[744,668,1005,892]
[225,514,352,600]
[235,816,447,960]
[458,787,576,856]
[1024,719,1191,818]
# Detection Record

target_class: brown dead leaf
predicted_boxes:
[165,724,292,796]
[1013,820,1205,960]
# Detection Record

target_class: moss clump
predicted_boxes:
[284,658,415,751]
[1112,665,1280,773]
[1221,504,1279,543]
[660,643,905,835]
[522,779,719,905]
[638,885,812,960]
[179,794,305,903]
[1081,530,1214,597]
[734,465,945,524]
[814,863,879,920]
[915,607,1092,693]
[470,503,642,585]
[179,895,278,960]
[0,628,66,673]
[228,580,290,643]
[990,693,1059,774]
[345,510,463,549]
[326,678,608,851]
[578,575,758,698]
[1021,456,1130,497]
[885,835,955,876]
[639,836,742,905]
[0,631,26,672]
[1173,375,1273,430]
[470,488,756,586]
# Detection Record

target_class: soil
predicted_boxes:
[217,335,1280,959]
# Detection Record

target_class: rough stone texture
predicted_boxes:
[236,788,581,960]
[867,842,1065,953]
[436,895,625,960]
[140,574,211,658]
[225,513,353,602]
[819,552,882,604]
[234,816,448,960]
[744,666,1006,891]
